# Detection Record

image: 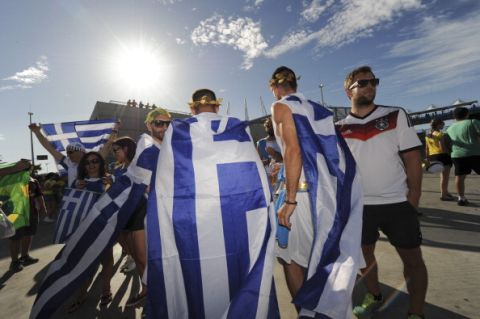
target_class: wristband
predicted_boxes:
[284,200,298,205]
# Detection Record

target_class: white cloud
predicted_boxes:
[191,15,268,69]
[286,5,293,12]
[266,0,422,58]
[0,134,5,141]
[2,56,49,88]
[384,13,480,94]
[176,38,186,45]
[301,0,335,23]
[254,0,265,6]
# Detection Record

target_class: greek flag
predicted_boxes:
[145,114,279,319]
[30,135,158,319]
[41,119,116,152]
[53,188,101,244]
[277,94,364,319]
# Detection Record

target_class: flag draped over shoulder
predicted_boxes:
[53,188,101,244]
[0,163,30,229]
[279,94,364,319]
[145,113,279,319]
[41,119,116,152]
[30,134,158,319]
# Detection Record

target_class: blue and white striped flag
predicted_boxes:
[145,114,279,319]
[276,94,364,319]
[41,119,116,152]
[53,188,101,244]
[30,134,158,319]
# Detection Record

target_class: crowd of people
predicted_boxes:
[0,65,479,319]
[126,99,158,110]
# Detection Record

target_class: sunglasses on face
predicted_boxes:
[112,147,121,153]
[151,120,171,128]
[349,78,380,90]
[85,159,100,165]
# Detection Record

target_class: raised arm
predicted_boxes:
[29,123,64,161]
[98,122,120,159]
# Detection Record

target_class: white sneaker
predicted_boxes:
[121,256,136,273]
[43,217,56,223]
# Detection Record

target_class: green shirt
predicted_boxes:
[446,119,480,158]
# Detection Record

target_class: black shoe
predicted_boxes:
[457,198,469,206]
[19,255,39,266]
[9,260,24,272]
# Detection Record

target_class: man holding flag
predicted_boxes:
[270,66,364,318]
[29,119,118,187]
[0,160,46,272]
[144,89,279,318]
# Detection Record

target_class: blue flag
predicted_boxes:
[145,114,279,319]
[30,134,158,319]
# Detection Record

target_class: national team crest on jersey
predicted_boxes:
[375,117,389,131]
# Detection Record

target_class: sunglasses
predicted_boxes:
[151,120,171,128]
[349,78,380,90]
[112,147,121,153]
[85,159,100,165]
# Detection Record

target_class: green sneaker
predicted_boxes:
[353,293,383,317]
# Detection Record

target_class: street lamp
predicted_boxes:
[319,84,325,106]
[28,112,35,167]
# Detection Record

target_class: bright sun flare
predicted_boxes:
[112,44,169,92]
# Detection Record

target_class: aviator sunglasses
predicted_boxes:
[349,78,380,90]
[151,120,171,128]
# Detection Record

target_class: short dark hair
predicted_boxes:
[192,89,217,104]
[113,137,137,162]
[344,65,376,90]
[77,151,106,180]
[453,107,469,120]
[270,66,297,90]
[430,118,444,131]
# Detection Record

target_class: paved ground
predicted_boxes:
[1,173,479,318]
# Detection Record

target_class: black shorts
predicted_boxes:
[362,201,422,249]
[428,153,452,167]
[125,197,146,231]
[452,156,480,176]
[9,215,39,240]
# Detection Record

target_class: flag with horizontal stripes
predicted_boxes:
[275,93,364,319]
[53,188,101,244]
[145,113,279,319]
[0,163,30,230]
[30,134,158,319]
[40,119,116,152]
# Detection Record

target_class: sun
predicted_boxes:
[111,42,170,93]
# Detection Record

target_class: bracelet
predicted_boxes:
[284,200,298,205]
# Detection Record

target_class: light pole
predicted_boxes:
[319,84,325,106]
[28,112,35,167]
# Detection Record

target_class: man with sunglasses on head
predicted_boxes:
[145,108,171,143]
[336,66,427,319]
[29,123,118,187]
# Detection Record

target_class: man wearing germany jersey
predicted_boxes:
[336,66,427,319]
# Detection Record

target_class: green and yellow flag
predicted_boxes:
[0,163,30,229]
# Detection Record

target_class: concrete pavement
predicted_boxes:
[1,173,479,318]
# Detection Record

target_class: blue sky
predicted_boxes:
[1,0,479,169]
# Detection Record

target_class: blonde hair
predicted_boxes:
[145,107,171,123]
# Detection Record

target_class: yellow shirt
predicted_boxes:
[425,131,446,155]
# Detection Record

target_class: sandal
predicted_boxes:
[67,297,86,313]
[100,292,112,307]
